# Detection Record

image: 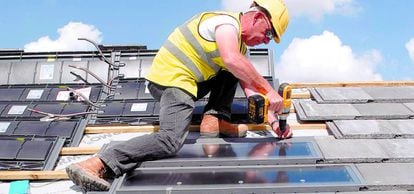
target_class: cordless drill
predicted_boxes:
[248,83,292,134]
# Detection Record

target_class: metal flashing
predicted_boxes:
[0,61,11,85]
[86,59,110,84]
[9,61,37,85]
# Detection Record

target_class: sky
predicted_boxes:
[1,0,414,83]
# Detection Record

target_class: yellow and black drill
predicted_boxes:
[248,83,292,134]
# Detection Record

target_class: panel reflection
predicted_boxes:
[176,142,314,159]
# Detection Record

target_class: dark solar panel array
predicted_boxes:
[98,77,274,124]
[0,135,65,170]
[0,85,101,102]
[0,56,108,171]
[0,102,89,119]
[0,121,78,138]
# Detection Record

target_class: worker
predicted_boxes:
[66,0,292,191]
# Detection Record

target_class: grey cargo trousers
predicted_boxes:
[97,70,238,176]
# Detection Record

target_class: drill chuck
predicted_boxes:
[277,83,292,134]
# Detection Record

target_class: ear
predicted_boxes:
[253,12,262,20]
[252,12,262,24]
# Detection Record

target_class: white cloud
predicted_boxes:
[24,22,102,52]
[286,0,361,21]
[275,31,383,82]
[221,0,361,21]
[406,38,414,63]
[221,0,252,12]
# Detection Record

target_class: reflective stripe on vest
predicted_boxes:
[162,16,224,82]
[163,40,204,82]
[178,25,222,74]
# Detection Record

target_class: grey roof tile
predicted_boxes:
[356,163,414,190]
[363,87,414,103]
[310,87,372,103]
[377,139,414,162]
[315,137,389,163]
[353,103,413,119]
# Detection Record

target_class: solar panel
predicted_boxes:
[122,102,155,116]
[140,139,322,167]
[45,121,77,138]
[137,81,153,100]
[20,88,51,101]
[13,121,50,135]
[0,140,23,160]
[89,86,102,102]
[114,82,139,100]
[176,142,314,159]
[115,165,362,193]
[31,104,65,117]
[0,121,17,134]
[2,104,33,118]
[0,88,25,101]
[0,136,65,170]
[153,102,160,116]
[17,141,53,161]
[61,103,89,115]
[0,104,6,114]
[46,86,101,102]
[99,102,125,116]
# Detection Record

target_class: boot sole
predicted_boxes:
[66,164,111,191]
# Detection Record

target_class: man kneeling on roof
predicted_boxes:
[66,0,292,191]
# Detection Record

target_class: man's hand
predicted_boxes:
[266,89,283,113]
[271,122,292,139]
[268,110,292,139]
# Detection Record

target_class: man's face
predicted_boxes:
[244,13,274,46]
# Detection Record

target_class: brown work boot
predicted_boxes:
[219,119,248,137]
[66,156,111,191]
[200,114,220,137]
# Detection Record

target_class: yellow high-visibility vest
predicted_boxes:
[146,11,247,97]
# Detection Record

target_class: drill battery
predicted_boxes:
[248,93,269,124]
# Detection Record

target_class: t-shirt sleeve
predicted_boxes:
[199,15,240,41]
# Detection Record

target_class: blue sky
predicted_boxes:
[1,0,414,82]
